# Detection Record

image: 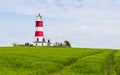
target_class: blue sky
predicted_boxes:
[0,0,120,48]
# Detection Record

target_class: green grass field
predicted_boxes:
[0,47,119,75]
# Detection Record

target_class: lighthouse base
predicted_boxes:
[33,41,48,46]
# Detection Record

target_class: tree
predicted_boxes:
[25,42,29,46]
[12,43,17,47]
[64,40,71,47]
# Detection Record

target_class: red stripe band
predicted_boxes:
[35,31,43,36]
[36,21,43,27]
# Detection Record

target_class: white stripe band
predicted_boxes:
[36,27,43,31]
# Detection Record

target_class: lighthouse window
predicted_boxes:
[37,38,39,42]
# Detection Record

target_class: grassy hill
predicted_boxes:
[0,47,119,75]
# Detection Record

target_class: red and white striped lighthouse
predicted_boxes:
[33,13,53,46]
[34,13,44,46]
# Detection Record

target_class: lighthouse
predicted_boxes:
[33,13,52,46]
[34,13,45,46]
